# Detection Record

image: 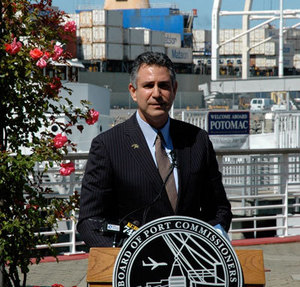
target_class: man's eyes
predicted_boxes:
[143,83,171,89]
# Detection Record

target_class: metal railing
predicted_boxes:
[35,149,300,253]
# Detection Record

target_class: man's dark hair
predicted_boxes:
[130,52,176,89]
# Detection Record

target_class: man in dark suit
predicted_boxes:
[77,52,232,247]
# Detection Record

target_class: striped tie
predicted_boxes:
[155,132,177,212]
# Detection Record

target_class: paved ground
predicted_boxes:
[21,237,300,287]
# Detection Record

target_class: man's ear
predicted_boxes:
[128,83,137,102]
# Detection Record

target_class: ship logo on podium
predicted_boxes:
[113,216,243,287]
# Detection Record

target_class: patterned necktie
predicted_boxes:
[155,132,177,212]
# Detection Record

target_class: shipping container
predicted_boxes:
[122,8,184,40]
[64,13,80,29]
[124,45,146,60]
[77,44,92,60]
[265,58,277,67]
[124,29,145,45]
[151,30,165,46]
[283,56,294,68]
[92,43,124,60]
[151,46,166,54]
[165,32,181,48]
[166,47,192,63]
[264,42,276,56]
[193,42,211,52]
[92,26,123,43]
[92,9,123,27]
[79,28,93,44]
[79,11,93,28]
[193,30,211,43]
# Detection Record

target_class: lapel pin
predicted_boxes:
[131,144,139,149]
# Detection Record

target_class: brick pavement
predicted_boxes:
[23,239,300,287]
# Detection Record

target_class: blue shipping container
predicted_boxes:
[122,8,184,40]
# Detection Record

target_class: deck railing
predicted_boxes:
[35,149,300,253]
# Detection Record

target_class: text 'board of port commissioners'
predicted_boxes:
[113,216,243,287]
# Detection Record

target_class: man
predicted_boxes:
[77,52,232,247]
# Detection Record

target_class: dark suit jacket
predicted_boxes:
[77,113,232,247]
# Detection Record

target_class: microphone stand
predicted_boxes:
[113,151,177,247]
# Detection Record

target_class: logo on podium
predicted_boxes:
[113,216,243,286]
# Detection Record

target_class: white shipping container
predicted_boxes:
[255,57,266,68]
[92,9,123,27]
[63,14,80,29]
[79,28,93,44]
[234,29,243,41]
[294,54,300,62]
[92,43,123,60]
[265,42,276,56]
[193,30,211,43]
[92,26,123,44]
[234,42,242,55]
[165,32,181,48]
[144,29,151,45]
[224,29,234,41]
[151,30,165,46]
[265,58,277,67]
[124,45,146,60]
[219,30,225,42]
[219,45,225,55]
[166,47,192,63]
[78,44,92,60]
[124,29,145,45]
[79,11,92,28]
[224,42,234,55]
[294,60,300,69]
[193,42,211,52]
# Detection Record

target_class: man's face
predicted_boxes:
[129,64,177,129]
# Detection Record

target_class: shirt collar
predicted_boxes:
[136,111,172,149]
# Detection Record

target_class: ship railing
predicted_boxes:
[33,149,300,254]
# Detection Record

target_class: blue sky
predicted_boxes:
[52,0,300,29]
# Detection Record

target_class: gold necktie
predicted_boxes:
[155,132,177,212]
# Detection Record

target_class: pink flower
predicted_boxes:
[86,109,99,125]
[64,21,76,33]
[36,57,47,68]
[30,48,43,60]
[59,162,75,176]
[51,284,65,287]
[53,133,68,148]
[5,37,22,55]
[52,45,63,61]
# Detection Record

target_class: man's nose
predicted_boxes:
[152,84,161,98]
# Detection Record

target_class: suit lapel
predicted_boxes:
[170,119,191,202]
[124,114,163,191]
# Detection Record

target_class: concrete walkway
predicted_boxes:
[23,237,300,287]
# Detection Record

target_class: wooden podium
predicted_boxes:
[86,247,266,287]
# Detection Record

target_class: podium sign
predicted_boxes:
[113,216,243,287]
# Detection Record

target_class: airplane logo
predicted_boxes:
[142,257,168,270]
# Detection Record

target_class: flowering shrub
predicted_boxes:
[0,1,99,287]
[5,37,22,55]
[59,162,75,176]
[53,133,68,149]
[86,108,100,125]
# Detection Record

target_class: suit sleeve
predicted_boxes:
[205,135,232,232]
[77,136,116,247]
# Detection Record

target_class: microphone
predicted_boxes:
[102,150,178,247]
[170,150,178,168]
